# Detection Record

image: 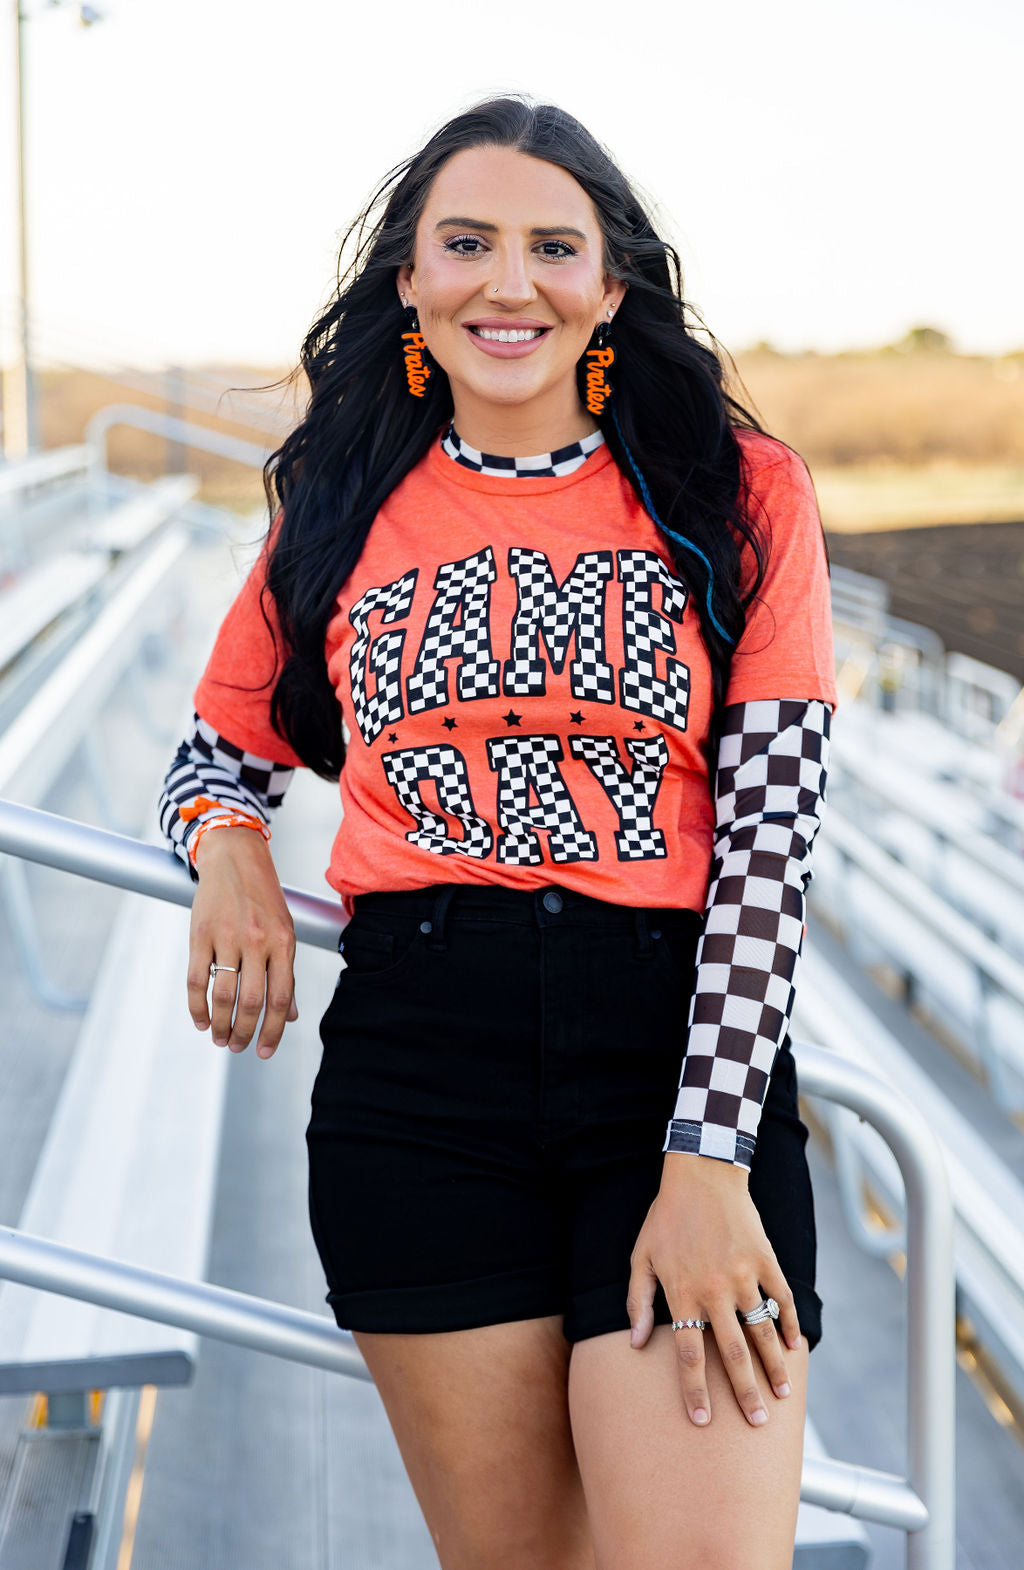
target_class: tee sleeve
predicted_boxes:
[192,512,304,768]
[725,442,838,710]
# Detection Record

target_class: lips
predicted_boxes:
[461,320,553,359]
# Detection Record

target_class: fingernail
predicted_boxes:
[213,1035,227,1047]
[692,1407,709,1425]
[629,1326,640,1347]
[774,1382,791,1398]
[787,1334,802,1350]
[257,1045,273,1059]
[750,1408,768,1426]
[195,1019,206,1031]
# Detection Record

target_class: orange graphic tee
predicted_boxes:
[194,429,837,914]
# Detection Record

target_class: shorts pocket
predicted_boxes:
[336,912,424,983]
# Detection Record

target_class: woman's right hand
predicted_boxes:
[186,826,298,1059]
[627,1151,800,1426]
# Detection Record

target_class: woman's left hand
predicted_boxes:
[626,1152,802,1427]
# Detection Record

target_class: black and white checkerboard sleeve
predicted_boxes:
[158,711,296,882]
[662,698,832,1170]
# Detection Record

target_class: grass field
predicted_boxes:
[731,347,1024,532]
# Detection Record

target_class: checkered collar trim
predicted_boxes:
[441,422,605,479]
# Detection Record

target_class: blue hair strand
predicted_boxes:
[610,405,736,646]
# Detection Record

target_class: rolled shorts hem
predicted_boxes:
[564,1277,823,1351]
[325,1270,822,1352]
[326,1264,565,1335]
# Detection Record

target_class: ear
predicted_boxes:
[602,274,627,321]
[397,262,415,310]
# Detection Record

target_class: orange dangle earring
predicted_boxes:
[400,301,431,398]
[584,313,615,416]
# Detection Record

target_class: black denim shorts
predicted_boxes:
[306,882,822,1350]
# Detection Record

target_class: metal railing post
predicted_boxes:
[795,1041,957,1570]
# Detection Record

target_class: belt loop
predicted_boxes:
[427,885,457,952]
[634,909,654,960]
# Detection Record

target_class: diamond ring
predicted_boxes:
[737,1297,780,1327]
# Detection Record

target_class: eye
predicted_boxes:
[537,240,577,259]
[443,234,486,255]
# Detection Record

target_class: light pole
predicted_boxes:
[3,1,104,462]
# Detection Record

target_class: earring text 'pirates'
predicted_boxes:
[584,319,615,416]
[401,305,431,398]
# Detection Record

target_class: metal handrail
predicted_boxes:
[85,405,272,476]
[0,803,956,1569]
[0,797,346,953]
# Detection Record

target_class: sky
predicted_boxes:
[0,0,1021,371]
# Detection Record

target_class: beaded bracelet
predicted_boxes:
[179,796,271,869]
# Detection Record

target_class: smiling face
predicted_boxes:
[397,145,626,454]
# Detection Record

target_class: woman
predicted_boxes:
[158,95,836,1569]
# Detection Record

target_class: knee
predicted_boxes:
[440,1520,593,1570]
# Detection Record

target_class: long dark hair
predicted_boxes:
[259,94,775,779]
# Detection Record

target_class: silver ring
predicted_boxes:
[209,963,238,976]
[738,1297,780,1326]
[671,1318,709,1332]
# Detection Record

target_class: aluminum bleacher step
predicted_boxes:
[85,474,198,555]
[0,1427,97,1569]
[0,890,227,1393]
[0,554,107,676]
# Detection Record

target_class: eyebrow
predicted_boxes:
[433,217,589,241]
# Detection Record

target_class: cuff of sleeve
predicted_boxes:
[662,1118,755,1172]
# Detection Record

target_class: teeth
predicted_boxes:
[473,327,543,343]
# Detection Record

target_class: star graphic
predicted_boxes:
[503,709,522,727]
[569,711,585,725]
[442,716,458,731]
[387,732,399,743]
[633,720,646,732]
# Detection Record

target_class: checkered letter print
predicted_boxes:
[407,549,500,714]
[381,744,493,858]
[349,571,418,746]
[503,549,615,702]
[617,551,690,732]
[570,734,669,860]
[486,734,598,866]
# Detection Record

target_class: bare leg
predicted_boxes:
[568,1325,808,1570]
[353,1316,595,1570]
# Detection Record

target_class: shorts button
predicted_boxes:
[419,920,433,934]
[542,890,563,914]
[651,928,662,940]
